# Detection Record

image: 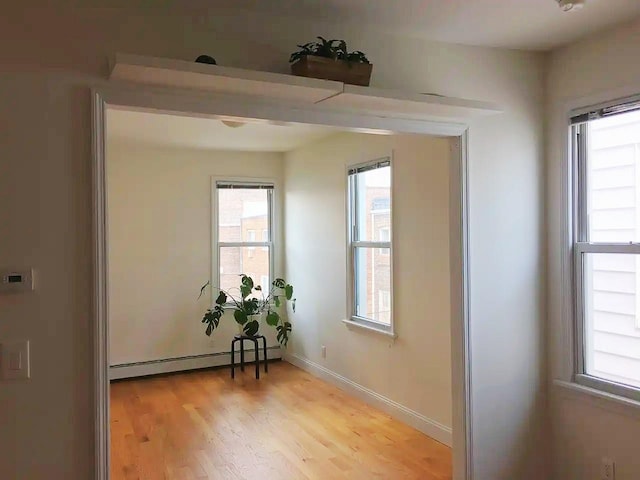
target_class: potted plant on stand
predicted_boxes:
[199,275,295,346]
[289,36,372,86]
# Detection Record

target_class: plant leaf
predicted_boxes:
[241,275,254,290]
[285,284,294,301]
[242,298,259,315]
[274,295,281,308]
[202,307,222,336]
[243,320,259,336]
[240,285,251,299]
[266,311,279,326]
[276,321,292,346]
[198,281,210,299]
[215,291,227,305]
[273,278,286,288]
[234,309,248,325]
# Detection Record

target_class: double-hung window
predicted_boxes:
[572,97,640,399]
[215,181,274,296]
[347,158,393,333]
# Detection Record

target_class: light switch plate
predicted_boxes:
[1,340,30,380]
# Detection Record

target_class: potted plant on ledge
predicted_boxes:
[289,36,372,86]
[199,275,295,346]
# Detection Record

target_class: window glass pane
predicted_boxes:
[355,166,391,242]
[354,246,391,325]
[587,110,640,243]
[218,188,269,242]
[219,246,270,298]
[583,252,640,389]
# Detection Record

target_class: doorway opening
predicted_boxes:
[93,87,471,480]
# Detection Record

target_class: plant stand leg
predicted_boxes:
[240,339,245,372]
[254,339,260,379]
[262,336,268,373]
[231,339,236,379]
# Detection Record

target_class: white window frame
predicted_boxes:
[212,178,274,303]
[378,227,391,256]
[571,96,640,402]
[345,157,395,336]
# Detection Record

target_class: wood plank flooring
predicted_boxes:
[110,361,452,480]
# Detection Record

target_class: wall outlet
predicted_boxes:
[321,345,326,358]
[601,457,615,480]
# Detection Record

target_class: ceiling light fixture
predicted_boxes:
[221,120,246,128]
[557,0,585,12]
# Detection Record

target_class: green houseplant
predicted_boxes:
[289,36,372,86]
[199,275,295,346]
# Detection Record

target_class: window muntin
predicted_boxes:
[573,102,640,397]
[215,182,273,300]
[348,159,393,329]
[378,227,391,256]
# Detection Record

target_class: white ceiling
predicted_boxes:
[106,108,336,152]
[224,0,640,50]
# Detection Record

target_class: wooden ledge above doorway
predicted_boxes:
[109,53,503,123]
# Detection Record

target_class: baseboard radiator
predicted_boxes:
[110,346,281,380]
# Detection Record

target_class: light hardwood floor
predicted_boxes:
[110,361,452,480]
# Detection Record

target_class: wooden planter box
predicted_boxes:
[291,56,373,86]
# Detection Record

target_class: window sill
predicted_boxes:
[554,379,640,419]
[341,318,397,339]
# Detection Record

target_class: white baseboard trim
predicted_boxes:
[110,347,281,380]
[284,352,452,447]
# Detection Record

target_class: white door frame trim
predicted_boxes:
[91,82,472,480]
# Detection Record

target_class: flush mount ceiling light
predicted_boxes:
[221,120,246,128]
[557,0,586,12]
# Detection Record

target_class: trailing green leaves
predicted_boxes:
[289,37,370,64]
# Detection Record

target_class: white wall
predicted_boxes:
[0,5,546,479]
[106,140,284,366]
[284,132,452,433]
[547,18,640,480]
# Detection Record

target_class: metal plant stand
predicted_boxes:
[230,334,268,379]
